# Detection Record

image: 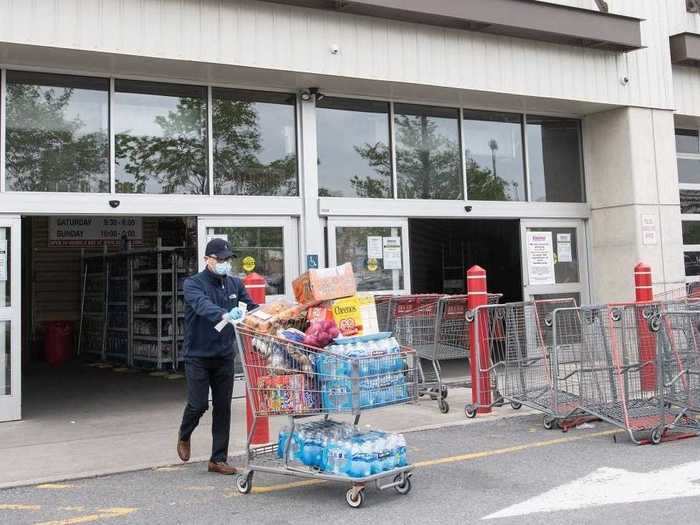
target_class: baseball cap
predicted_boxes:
[205,238,236,259]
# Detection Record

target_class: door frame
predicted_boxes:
[196,216,300,300]
[326,217,411,295]
[520,219,590,304]
[0,215,21,422]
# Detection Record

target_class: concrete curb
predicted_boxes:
[0,408,537,490]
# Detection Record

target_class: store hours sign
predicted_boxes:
[49,217,144,247]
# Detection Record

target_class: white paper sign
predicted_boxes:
[557,233,571,243]
[383,236,401,248]
[641,214,658,246]
[527,231,555,286]
[558,242,572,263]
[49,217,143,247]
[383,247,402,270]
[367,236,383,259]
[0,240,6,281]
[206,234,229,244]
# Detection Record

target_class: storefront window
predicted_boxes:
[213,89,297,196]
[527,116,583,203]
[678,159,700,185]
[685,252,700,277]
[676,129,699,154]
[5,71,109,192]
[206,227,285,296]
[335,227,404,292]
[681,190,700,214]
[115,80,208,194]
[394,104,462,200]
[0,228,9,308]
[317,98,392,198]
[463,111,525,201]
[683,222,700,245]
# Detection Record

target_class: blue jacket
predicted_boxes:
[183,269,259,359]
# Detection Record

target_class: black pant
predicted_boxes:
[179,356,234,463]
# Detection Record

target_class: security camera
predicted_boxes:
[109,200,121,209]
[464,205,473,213]
[330,44,340,55]
[620,77,629,86]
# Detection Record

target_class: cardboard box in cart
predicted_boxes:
[331,294,379,337]
[293,263,357,304]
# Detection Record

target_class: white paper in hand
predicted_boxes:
[214,302,248,332]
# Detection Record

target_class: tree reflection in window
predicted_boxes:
[394,104,462,200]
[317,98,392,198]
[114,80,208,195]
[6,72,110,193]
[213,89,298,196]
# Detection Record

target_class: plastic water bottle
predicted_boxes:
[396,434,408,467]
[277,427,290,459]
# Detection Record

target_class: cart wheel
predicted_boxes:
[346,488,365,508]
[438,399,450,414]
[440,386,448,400]
[543,416,556,430]
[465,405,478,418]
[394,474,412,495]
[236,472,253,495]
[650,428,663,445]
[510,401,522,410]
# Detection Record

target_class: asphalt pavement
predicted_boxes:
[2,413,699,525]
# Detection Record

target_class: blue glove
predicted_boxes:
[227,307,243,321]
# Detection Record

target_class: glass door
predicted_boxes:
[0,216,21,422]
[197,217,299,301]
[520,219,589,305]
[327,218,410,294]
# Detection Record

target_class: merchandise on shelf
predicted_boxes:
[276,420,408,478]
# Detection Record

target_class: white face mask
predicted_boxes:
[213,261,232,276]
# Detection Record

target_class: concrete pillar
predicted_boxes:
[298,94,325,270]
[583,107,684,303]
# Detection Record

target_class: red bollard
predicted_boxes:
[634,262,656,392]
[467,266,492,414]
[244,272,270,445]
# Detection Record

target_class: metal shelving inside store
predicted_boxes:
[78,241,196,370]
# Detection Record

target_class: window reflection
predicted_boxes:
[213,89,297,196]
[317,98,392,198]
[6,71,110,193]
[115,80,208,194]
[335,227,404,291]
[676,129,699,154]
[527,116,583,203]
[394,104,462,200]
[463,111,525,201]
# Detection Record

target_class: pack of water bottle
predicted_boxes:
[277,420,408,478]
[318,336,405,379]
[322,373,410,411]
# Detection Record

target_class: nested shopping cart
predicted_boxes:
[552,303,700,444]
[386,293,501,414]
[233,324,419,508]
[464,298,583,429]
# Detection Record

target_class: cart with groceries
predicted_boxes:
[231,263,419,508]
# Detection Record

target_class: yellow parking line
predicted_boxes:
[33,507,137,525]
[413,429,619,468]
[36,483,75,490]
[245,429,619,495]
[0,504,41,510]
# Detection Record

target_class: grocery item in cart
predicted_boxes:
[331,294,380,337]
[293,263,357,304]
[257,374,318,414]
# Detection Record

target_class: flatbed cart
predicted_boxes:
[233,324,419,508]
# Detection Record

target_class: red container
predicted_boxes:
[44,321,74,367]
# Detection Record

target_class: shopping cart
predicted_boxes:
[651,310,700,416]
[233,325,419,508]
[387,294,500,413]
[554,304,700,444]
[464,298,580,429]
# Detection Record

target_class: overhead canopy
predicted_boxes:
[259,0,643,52]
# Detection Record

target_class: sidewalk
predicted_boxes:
[0,363,528,489]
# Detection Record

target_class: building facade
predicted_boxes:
[1,0,699,421]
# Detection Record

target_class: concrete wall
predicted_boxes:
[0,0,675,111]
[584,107,685,302]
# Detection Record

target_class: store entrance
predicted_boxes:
[408,219,522,302]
